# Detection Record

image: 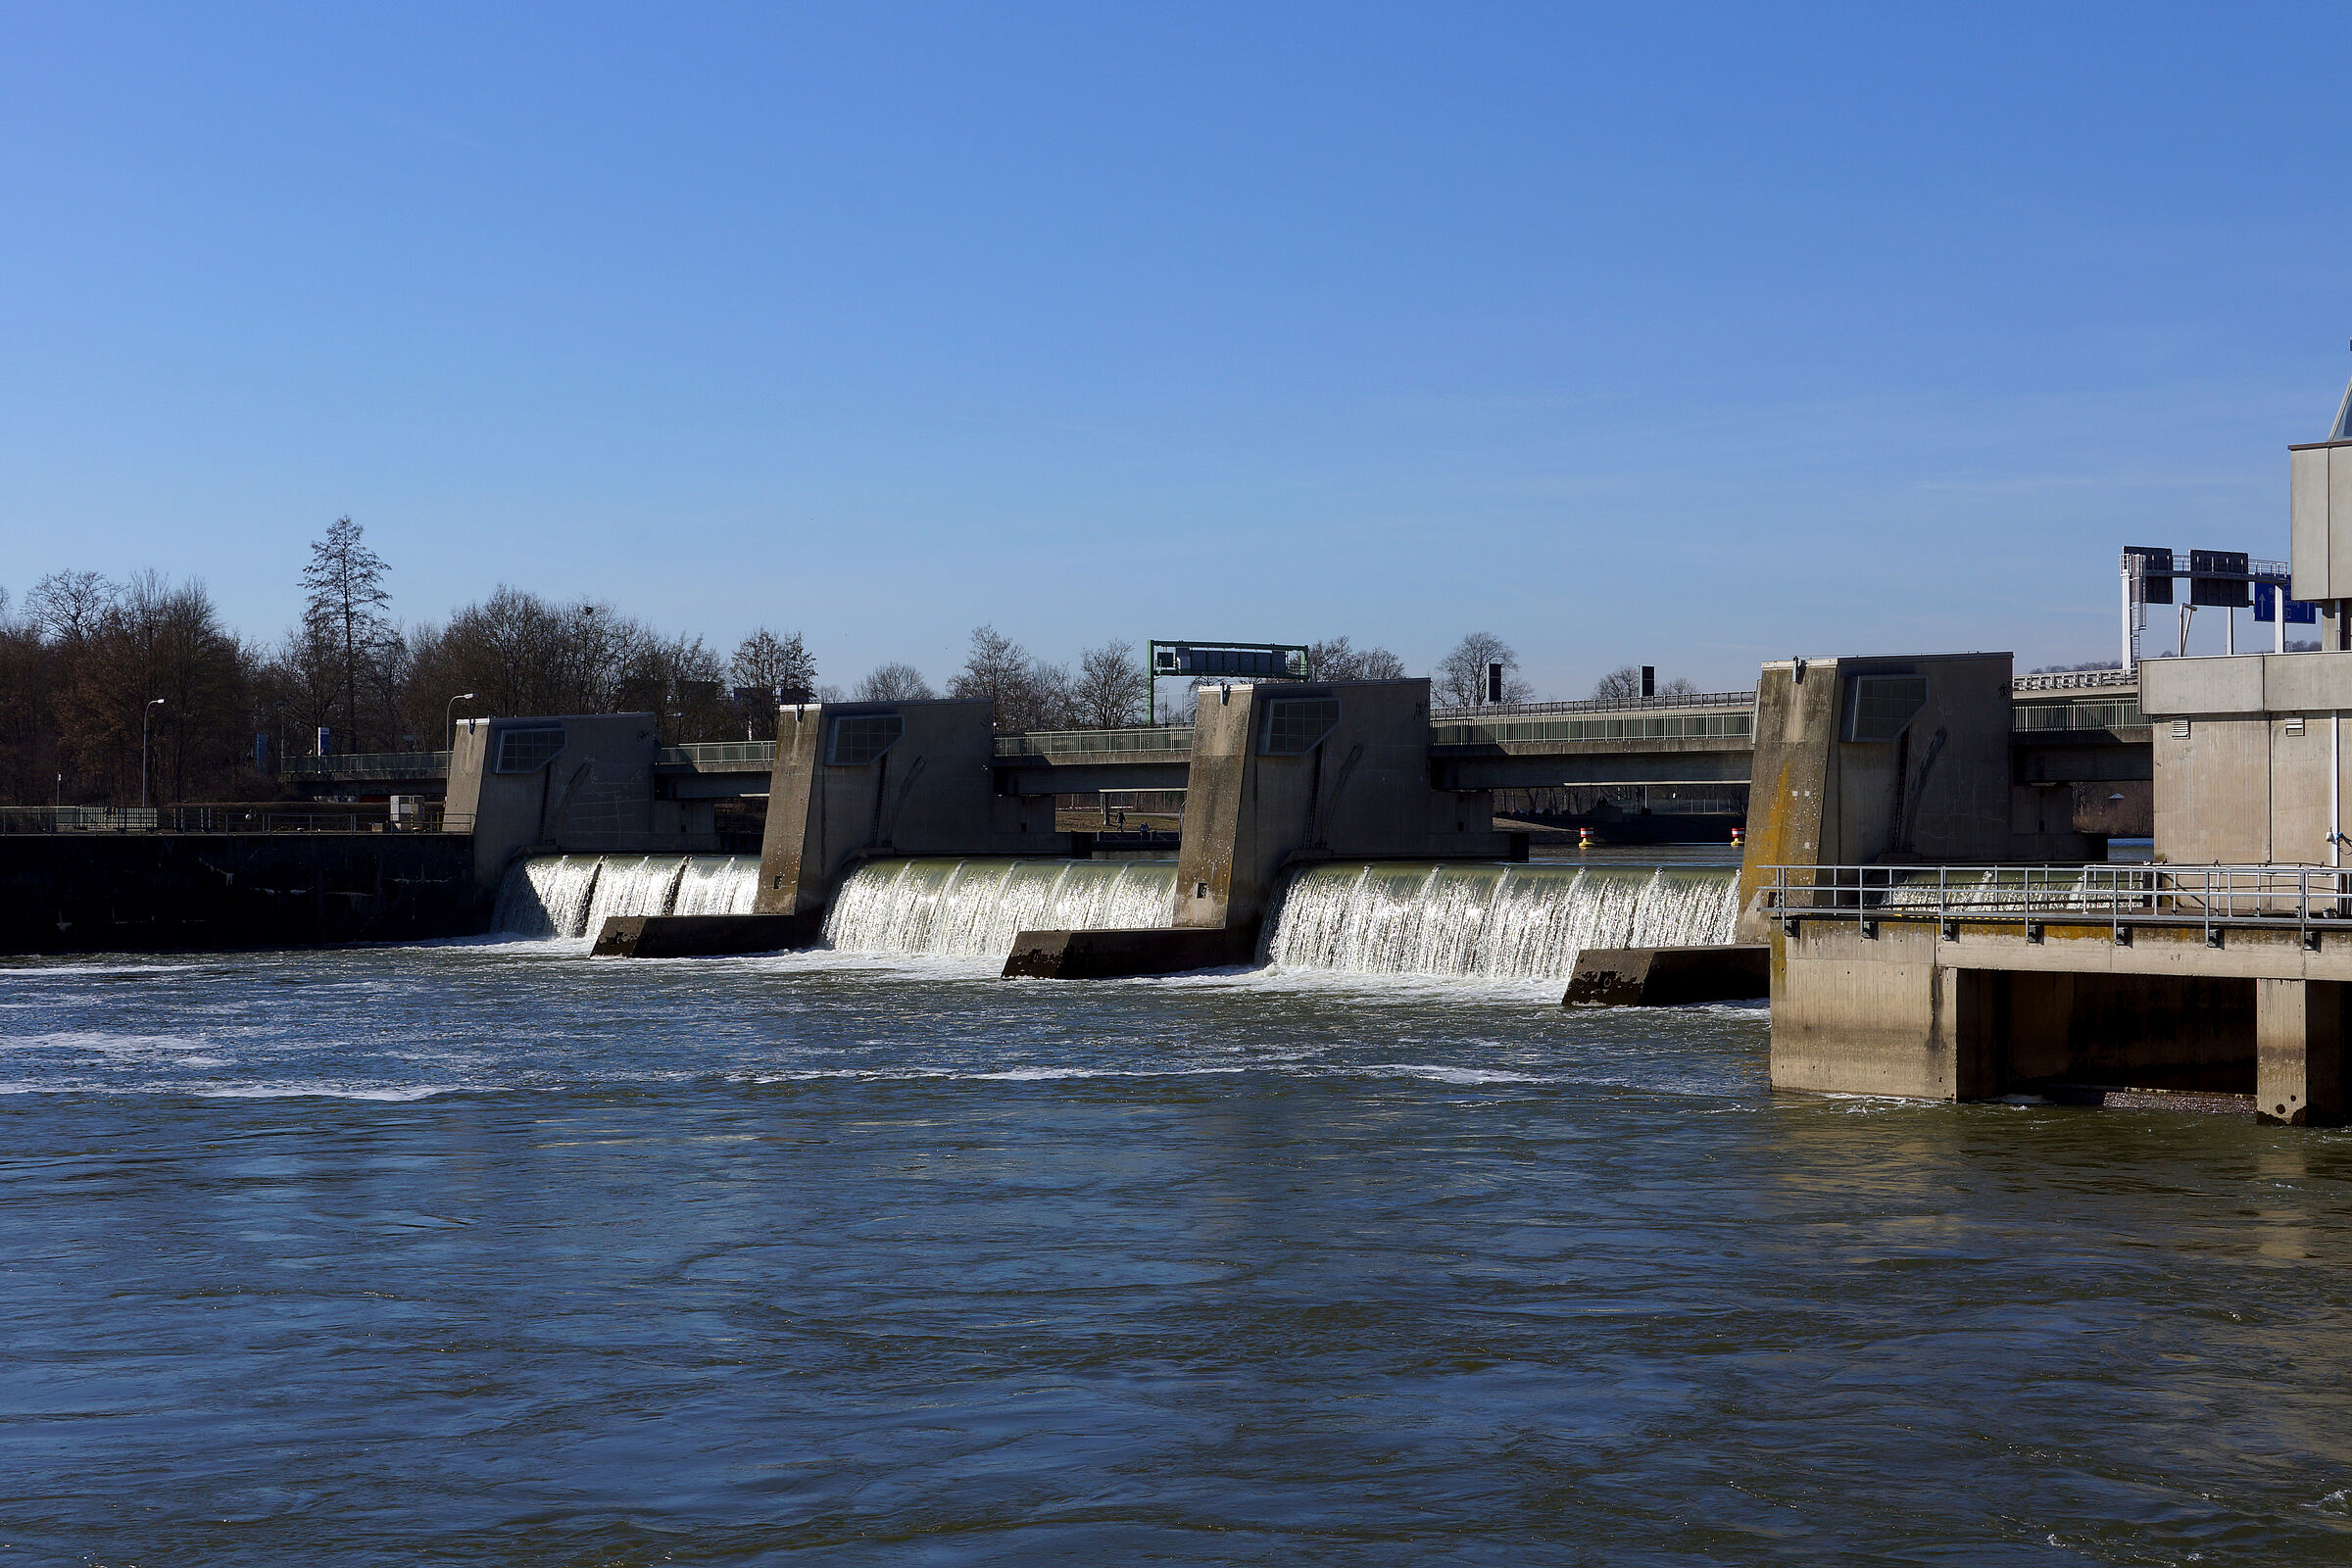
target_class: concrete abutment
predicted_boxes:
[1773,918,2352,1122]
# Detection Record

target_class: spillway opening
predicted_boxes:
[495,853,764,939]
[1261,861,1738,981]
[824,858,1179,958]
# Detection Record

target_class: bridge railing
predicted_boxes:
[284,751,451,779]
[996,726,1197,760]
[0,804,475,834]
[659,741,779,768]
[2013,697,2146,733]
[2013,669,2136,692]
[1433,710,1756,747]
[1760,861,2352,944]
[1430,691,1754,720]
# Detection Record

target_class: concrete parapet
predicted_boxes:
[590,911,825,958]
[1564,944,1768,1006]
[1002,925,1257,979]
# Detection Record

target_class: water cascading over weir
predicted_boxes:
[497,854,762,939]
[538,678,1760,996]
[511,850,1742,982]
[1264,863,1739,981]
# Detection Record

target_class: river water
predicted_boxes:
[6,931,2352,1563]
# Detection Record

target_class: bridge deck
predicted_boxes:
[281,679,2148,797]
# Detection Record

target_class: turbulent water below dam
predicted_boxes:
[6,854,2352,1562]
[495,853,1740,977]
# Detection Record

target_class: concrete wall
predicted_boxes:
[1738,653,2091,940]
[2290,440,2352,604]
[1172,678,1513,935]
[1773,916,2350,1119]
[2138,652,2352,865]
[752,699,1067,917]
[0,832,489,954]
[448,713,682,885]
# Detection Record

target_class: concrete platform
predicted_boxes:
[1564,944,1769,1006]
[1003,925,1258,979]
[591,912,824,958]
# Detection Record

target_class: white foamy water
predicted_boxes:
[824,858,1179,958]
[495,854,761,939]
[1263,862,1738,980]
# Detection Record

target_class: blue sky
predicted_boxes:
[3,3,2348,696]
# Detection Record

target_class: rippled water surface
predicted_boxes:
[5,938,2352,1564]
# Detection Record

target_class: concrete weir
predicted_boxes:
[591,911,824,957]
[591,698,1075,957]
[1565,945,1767,1006]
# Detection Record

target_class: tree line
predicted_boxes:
[0,518,1698,806]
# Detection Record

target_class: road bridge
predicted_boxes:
[284,669,2153,836]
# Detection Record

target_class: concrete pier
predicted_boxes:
[1007,678,1516,978]
[1565,945,1767,1006]
[591,911,825,958]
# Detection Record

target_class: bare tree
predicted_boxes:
[731,629,817,699]
[26,570,117,645]
[59,572,251,803]
[1592,664,1642,701]
[1071,639,1148,727]
[948,625,1078,731]
[1436,632,1533,707]
[301,517,396,750]
[855,662,936,701]
[1307,636,1408,681]
[1592,665,1696,701]
[728,628,817,738]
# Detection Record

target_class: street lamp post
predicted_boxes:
[141,698,166,809]
[446,693,479,754]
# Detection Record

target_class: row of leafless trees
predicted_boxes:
[0,516,1705,804]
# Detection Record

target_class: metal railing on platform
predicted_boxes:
[1430,691,1755,720]
[1760,862,2352,947]
[996,725,1197,760]
[0,805,474,834]
[1432,710,1755,747]
[658,741,778,768]
[283,751,451,779]
[2012,697,2147,733]
[2012,669,2136,693]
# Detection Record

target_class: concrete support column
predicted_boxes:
[2255,978,2348,1126]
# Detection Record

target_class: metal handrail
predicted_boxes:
[2012,698,2147,732]
[1433,710,1755,747]
[0,805,474,834]
[1431,690,1755,719]
[2012,670,2137,692]
[658,741,779,767]
[996,726,1197,759]
[284,751,452,778]
[1759,861,2352,947]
